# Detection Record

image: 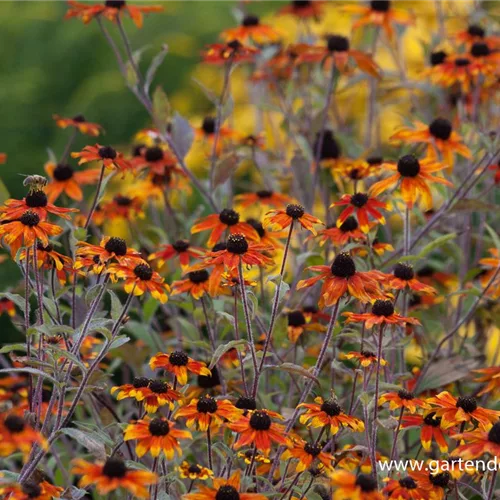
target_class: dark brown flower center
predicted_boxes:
[361,350,376,358]
[246,218,265,238]
[133,377,150,389]
[72,114,86,122]
[172,239,190,252]
[169,350,189,366]
[288,310,306,327]
[104,237,127,256]
[189,270,209,283]
[371,0,390,12]
[249,410,272,430]
[304,442,322,456]
[149,380,168,394]
[487,422,500,444]
[148,418,170,436]
[286,204,305,219]
[188,464,202,474]
[219,208,240,226]
[98,146,117,160]
[454,57,470,67]
[350,193,368,208]
[315,130,341,159]
[145,146,164,162]
[105,0,126,8]
[397,155,420,177]
[327,35,349,52]
[470,42,490,58]
[242,14,259,27]
[25,190,48,208]
[331,252,356,278]
[429,472,450,488]
[339,216,358,233]
[22,482,42,498]
[235,396,257,411]
[53,163,74,181]
[198,367,221,388]
[212,242,227,252]
[202,117,216,135]
[227,234,248,255]
[114,195,132,206]
[467,24,485,38]
[20,210,40,227]
[133,263,153,281]
[197,395,218,414]
[4,414,25,433]
[430,50,447,66]
[102,457,127,478]
[398,389,414,400]
[423,412,441,427]
[293,0,311,7]
[321,398,342,416]
[355,474,377,492]
[216,485,240,500]
[456,396,477,413]
[37,242,53,252]
[372,300,394,317]
[399,477,417,489]
[256,190,273,199]
[394,263,414,281]
[429,118,452,140]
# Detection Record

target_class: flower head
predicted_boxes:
[149,351,211,385]
[53,114,103,136]
[264,204,323,235]
[379,389,429,413]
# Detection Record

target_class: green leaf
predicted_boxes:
[109,334,130,350]
[0,367,58,385]
[152,86,171,131]
[485,223,500,253]
[145,45,168,93]
[0,343,27,354]
[213,152,239,188]
[417,232,457,259]
[59,428,106,460]
[451,199,499,213]
[0,292,26,313]
[267,275,290,310]
[209,339,247,369]
[0,177,10,204]
[108,290,122,321]
[171,112,194,159]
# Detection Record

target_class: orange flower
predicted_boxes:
[192,209,259,247]
[383,476,430,500]
[298,396,365,435]
[196,116,236,147]
[193,234,274,271]
[0,210,63,258]
[342,350,387,368]
[111,376,152,402]
[71,144,130,171]
[220,14,281,44]
[452,422,500,460]
[384,263,437,295]
[286,310,326,343]
[264,204,323,235]
[282,438,334,472]
[65,1,163,29]
[330,470,384,500]
[228,409,289,455]
[0,414,47,458]
[379,389,429,414]
[53,113,103,136]
[71,457,157,498]
[390,119,471,169]
[130,145,179,175]
[124,416,191,458]
[148,240,204,270]
[202,40,259,65]
[479,248,500,298]
[234,190,291,209]
[110,261,170,303]
[296,35,381,79]
[426,391,500,430]
[75,236,143,272]
[44,161,101,203]
[369,155,452,210]
[149,351,211,385]
[135,379,181,413]
[0,153,6,164]
[331,193,387,233]
[175,395,241,432]
[19,242,73,285]
[0,481,63,500]
[402,412,449,453]
[99,194,145,221]
[184,470,266,500]
[314,217,367,247]
[472,366,500,397]
[297,253,382,307]
[342,1,413,41]
[246,218,287,251]
[0,298,16,317]
[178,461,214,481]
[278,0,326,20]
[0,189,77,222]
[344,300,420,329]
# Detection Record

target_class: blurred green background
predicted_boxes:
[0,1,284,199]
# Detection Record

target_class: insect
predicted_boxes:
[22,175,48,192]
